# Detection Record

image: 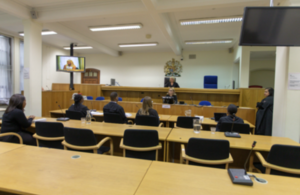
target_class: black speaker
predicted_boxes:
[233,80,235,89]
[111,79,115,86]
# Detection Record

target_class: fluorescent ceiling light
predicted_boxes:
[63,46,93,50]
[119,43,158,47]
[185,40,233,45]
[90,24,142,32]
[19,30,57,36]
[180,16,243,25]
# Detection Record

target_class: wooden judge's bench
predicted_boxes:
[42,83,265,124]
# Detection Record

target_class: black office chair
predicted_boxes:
[181,138,233,169]
[33,122,64,149]
[255,144,300,178]
[66,110,82,120]
[62,127,113,155]
[0,133,23,144]
[219,122,250,134]
[175,116,199,128]
[104,113,124,124]
[135,115,163,127]
[120,129,162,161]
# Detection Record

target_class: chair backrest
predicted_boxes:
[96,96,105,101]
[135,115,159,127]
[199,100,212,106]
[118,97,123,101]
[204,76,218,89]
[140,98,144,102]
[35,122,64,149]
[64,127,97,153]
[176,116,199,128]
[123,129,159,160]
[267,144,300,177]
[87,96,93,100]
[66,110,82,120]
[104,113,124,124]
[219,122,250,134]
[186,138,230,169]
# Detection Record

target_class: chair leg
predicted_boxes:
[186,160,189,165]
[265,167,271,174]
[225,163,229,169]
[155,149,158,161]
[36,139,40,147]
[93,149,97,154]
[123,149,126,157]
[63,146,67,150]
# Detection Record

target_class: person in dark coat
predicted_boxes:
[165,77,180,88]
[0,94,36,145]
[68,94,89,117]
[216,104,244,131]
[166,88,178,104]
[136,96,160,125]
[103,92,127,123]
[255,87,274,136]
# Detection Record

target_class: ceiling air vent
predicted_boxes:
[189,54,196,59]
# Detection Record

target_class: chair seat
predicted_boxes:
[254,163,300,178]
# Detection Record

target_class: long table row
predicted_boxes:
[0,142,299,195]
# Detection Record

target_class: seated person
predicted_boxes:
[166,88,178,104]
[216,104,244,131]
[63,59,77,70]
[0,94,36,145]
[68,94,88,117]
[165,77,180,88]
[136,96,160,125]
[103,92,127,123]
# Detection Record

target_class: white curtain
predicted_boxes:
[0,36,12,104]
[20,41,24,92]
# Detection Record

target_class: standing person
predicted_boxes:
[136,96,160,125]
[165,77,180,88]
[0,94,36,145]
[255,87,274,136]
[68,94,89,117]
[103,92,127,123]
[166,88,178,104]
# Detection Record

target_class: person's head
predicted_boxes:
[264,87,274,97]
[169,77,175,83]
[74,94,84,105]
[227,104,238,116]
[5,94,26,113]
[67,60,73,66]
[140,96,152,115]
[110,92,118,102]
[168,88,175,96]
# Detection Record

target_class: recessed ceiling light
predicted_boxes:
[118,43,158,47]
[19,30,57,36]
[180,16,243,25]
[63,46,93,50]
[90,24,142,32]
[185,40,233,45]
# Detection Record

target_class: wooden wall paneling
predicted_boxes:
[42,91,52,117]
[240,88,265,108]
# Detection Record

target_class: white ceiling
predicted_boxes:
[0,0,286,55]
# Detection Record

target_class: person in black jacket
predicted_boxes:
[0,94,36,145]
[216,104,244,131]
[166,88,178,104]
[136,96,160,125]
[103,92,127,123]
[165,77,180,88]
[255,87,274,136]
[68,94,89,117]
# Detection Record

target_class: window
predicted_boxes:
[0,35,12,104]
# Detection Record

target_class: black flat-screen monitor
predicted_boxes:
[162,96,174,104]
[240,7,300,46]
[56,55,86,72]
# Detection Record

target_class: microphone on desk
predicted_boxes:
[56,102,69,121]
[227,141,257,186]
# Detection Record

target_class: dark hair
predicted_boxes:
[110,92,118,101]
[227,104,238,115]
[74,94,83,106]
[266,87,274,96]
[5,94,26,113]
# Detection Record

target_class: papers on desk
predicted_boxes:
[91,112,103,115]
[33,118,47,123]
[125,113,132,117]
[195,115,204,121]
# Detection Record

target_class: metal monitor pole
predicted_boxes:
[69,43,74,90]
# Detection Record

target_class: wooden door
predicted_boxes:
[81,68,100,84]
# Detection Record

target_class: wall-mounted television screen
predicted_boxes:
[240,7,300,46]
[56,55,86,72]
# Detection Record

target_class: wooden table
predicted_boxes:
[0,142,24,154]
[0,146,152,195]
[166,128,300,169]
[135,161,300,195]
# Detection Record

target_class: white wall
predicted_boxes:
[78,50,235,89]
[42,44,81,90]
[249,59,275,88]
